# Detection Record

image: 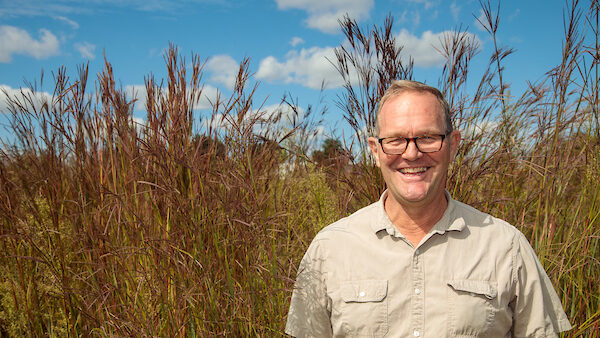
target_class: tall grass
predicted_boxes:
[0,46,331,335]
[334,1,600,336]
[0,0,599,336]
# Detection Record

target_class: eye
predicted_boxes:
[417,135,441,145]
[385,138,405,146]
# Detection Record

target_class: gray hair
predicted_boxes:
[374,80,452,136]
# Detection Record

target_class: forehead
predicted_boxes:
[379,91,445,134]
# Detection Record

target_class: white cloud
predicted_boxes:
[256,46,341,89]
[260,103,307,123]
[395,29,447,68]
[205,54,238,90]
[395,29,482,68]
[256,56,287,82]
[74,41,96,59]
[0,84,53,115]
[0,25,60,62]
[406,0,435,10]
[201,102,313,142]
[460,119,499,142]
[474,9,490,32]
[290,37,304,47]
[198,84,220,110]
[412,11,421,26]
[450,2,460,22]
[54,15,79,29]
[125,84,148,111]
[201,112,227,131]
[275,0,373,34]
[0,0,227,17]
[127,115,146,134]
[256,29,480,90]
[398,9,421,27]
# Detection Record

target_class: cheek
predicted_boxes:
[378,155,397,168]
[431,155,452,173]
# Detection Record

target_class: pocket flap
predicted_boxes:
[341,280,388,303]
[447,280,497,299]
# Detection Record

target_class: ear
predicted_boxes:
[448,129,461,159]
[368,136,381,167]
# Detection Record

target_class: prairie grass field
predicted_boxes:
[0,0,599,336]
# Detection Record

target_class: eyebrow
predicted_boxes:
[382,131,445,138]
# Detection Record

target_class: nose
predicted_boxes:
[401,139,423,160]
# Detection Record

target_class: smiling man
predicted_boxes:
[285,80,571,337]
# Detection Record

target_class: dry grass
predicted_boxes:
[0,0,599,336]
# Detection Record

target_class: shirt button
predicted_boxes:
[415,249,420,255]
[359,291,365,297]
[414,330,420,337]
[415,288,421,295]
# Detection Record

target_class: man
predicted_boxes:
[285,80,571,337]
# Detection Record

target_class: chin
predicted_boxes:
[401,186,431,201]
[390,191,429,205]
[393,186,445,206]
[402,195,430,205]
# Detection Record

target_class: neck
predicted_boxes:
[383,192,448,247]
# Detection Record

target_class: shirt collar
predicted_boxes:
[371,190,466,237]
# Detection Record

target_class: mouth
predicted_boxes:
[398,167,429,176]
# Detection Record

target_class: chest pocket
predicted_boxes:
[447,279,498,337]
[339,279,389,337]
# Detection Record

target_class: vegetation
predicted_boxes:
[0,0,599,336]
[311,138,352,169]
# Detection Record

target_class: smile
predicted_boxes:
[399,167,429,174]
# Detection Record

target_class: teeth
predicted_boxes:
[400,167,427,174]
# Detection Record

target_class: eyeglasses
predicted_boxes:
[378,134,447,155]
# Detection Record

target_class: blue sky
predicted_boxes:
[0,0,571,142]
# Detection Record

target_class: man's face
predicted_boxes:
[368,91,461,209]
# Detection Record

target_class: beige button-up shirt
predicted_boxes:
[285,192,571,337]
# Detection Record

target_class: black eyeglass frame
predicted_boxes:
[377,133,448,155]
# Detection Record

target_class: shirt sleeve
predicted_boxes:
[511,232,572,337]
[285,238,333,338]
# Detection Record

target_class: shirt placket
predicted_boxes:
[411,247,424,337]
